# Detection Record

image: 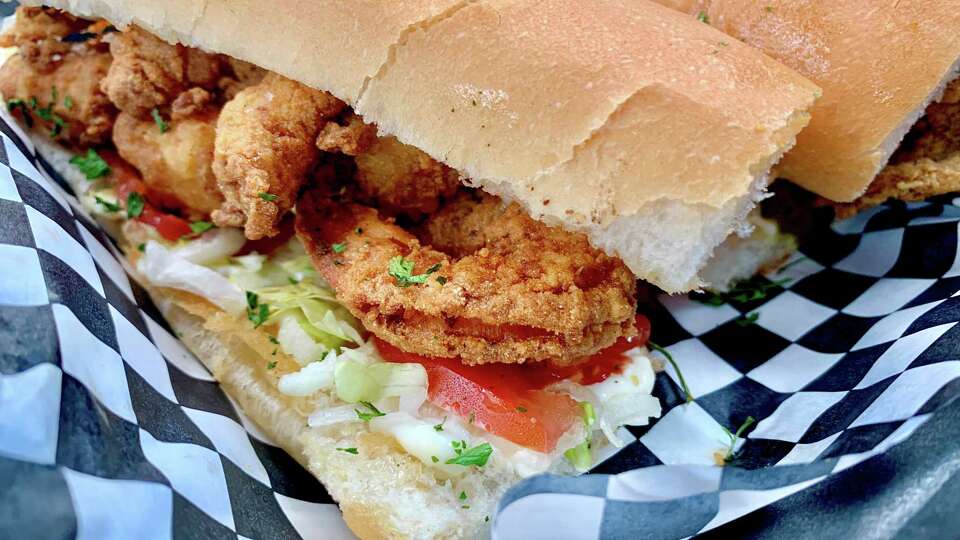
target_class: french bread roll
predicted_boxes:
[18,0,818,292]
[656,0,960,203]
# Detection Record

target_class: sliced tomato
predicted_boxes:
[137,207,194,241]
[375,314,651,452]
[101,151,195,241]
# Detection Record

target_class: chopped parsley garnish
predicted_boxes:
[258,192,278,202]
[388,256,441,287]
[269,336,279,345]
[692,276,790,307]
[649,341,694,403]
[6,98,33,127]
[336,447,359,455]
[151,107,169,133]
[431,455,439,463]
[63,96,73,109]
[266,360,277,370]
[515,406,527,413]
[445,442,493,467]
[331,242,346,254]
[126,192,145,219]
[137,243,146,252]
[94,196,120,212]
[697,10,710,23]
[433,417,447,432]
[355,401,385,421]
[33,90,67,138]
[485,516,490,523]
[735,312,760,327]
[459,491,467,501]
[69,149,111,180]
[720,416,756,464]
[245,291,270,328]
[436,276,447,285]
[189,221,214,234]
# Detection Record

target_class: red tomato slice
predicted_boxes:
[375,314,651,452]
[101,151,194,242]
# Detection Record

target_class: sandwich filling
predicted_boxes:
[0,7,661,475]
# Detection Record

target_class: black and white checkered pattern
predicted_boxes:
[1,104,959,538]
[0,115,356,539]
[494,197,960,538]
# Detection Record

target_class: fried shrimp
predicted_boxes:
[296,188,638,365]
[212,73,345,239]
[112,103,223,218]
[101,25,224,118]
[0,7,89,73]
[0,48,115,146]
[316,114,460,217]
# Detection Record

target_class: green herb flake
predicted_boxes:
[63,95,73,109]
[189,221,214,234]
[336,447,359,455]
[431,455,439,463]
[6,99,33,128]
[136,243,145,252]
[269,336,279,344]
[720,416,756,464]
[388,256,441,287]
[258,192,278,202]
[436,276,447,285]
[126,192,145,219]
[459,491,467,501]
[355,401,386,422]
[515,406,527,413]
[697,10,710,23]
[151,107,169,133]
[69,149,111,180]
[692,276,790,307]
[266,361,277,370]
[649,341,694,403]
[735,312,760,327]
[245,291,270,328]
[433,417,447,432]
[94,196,120,212]
[354,227,363,235]
[331,242,346,254]
[445,442,493,467]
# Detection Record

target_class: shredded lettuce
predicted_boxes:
[334,359,427,405]
[564,440,592,472]
[137,240,246,314]
[255,282,362,347]
[277,357,336,396]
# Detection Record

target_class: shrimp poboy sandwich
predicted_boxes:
[657,0,960,219]
[0,1,820,537]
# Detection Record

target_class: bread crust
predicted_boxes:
[20,0,817,292]
[656,0,960,202]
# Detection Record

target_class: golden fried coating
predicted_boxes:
[351,135,461,218]
[218,57,267,100]
[113,107,223,218]
[296,189,637,365]
[0,7,89,73]
[101,26,224,118]
[0,51,115,146]
[212,73,345,239]
[316,113,376,157]
[833,79,960,219]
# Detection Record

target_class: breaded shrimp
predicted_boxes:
[0,51,115,146]
[101,26,223,118]
[112,102,223,218]
[296,189,638,365]
[212,73,345,239]
[316,114,460,217]
[0,7,89,73]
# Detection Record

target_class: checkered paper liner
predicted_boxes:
[0,106,958,540]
